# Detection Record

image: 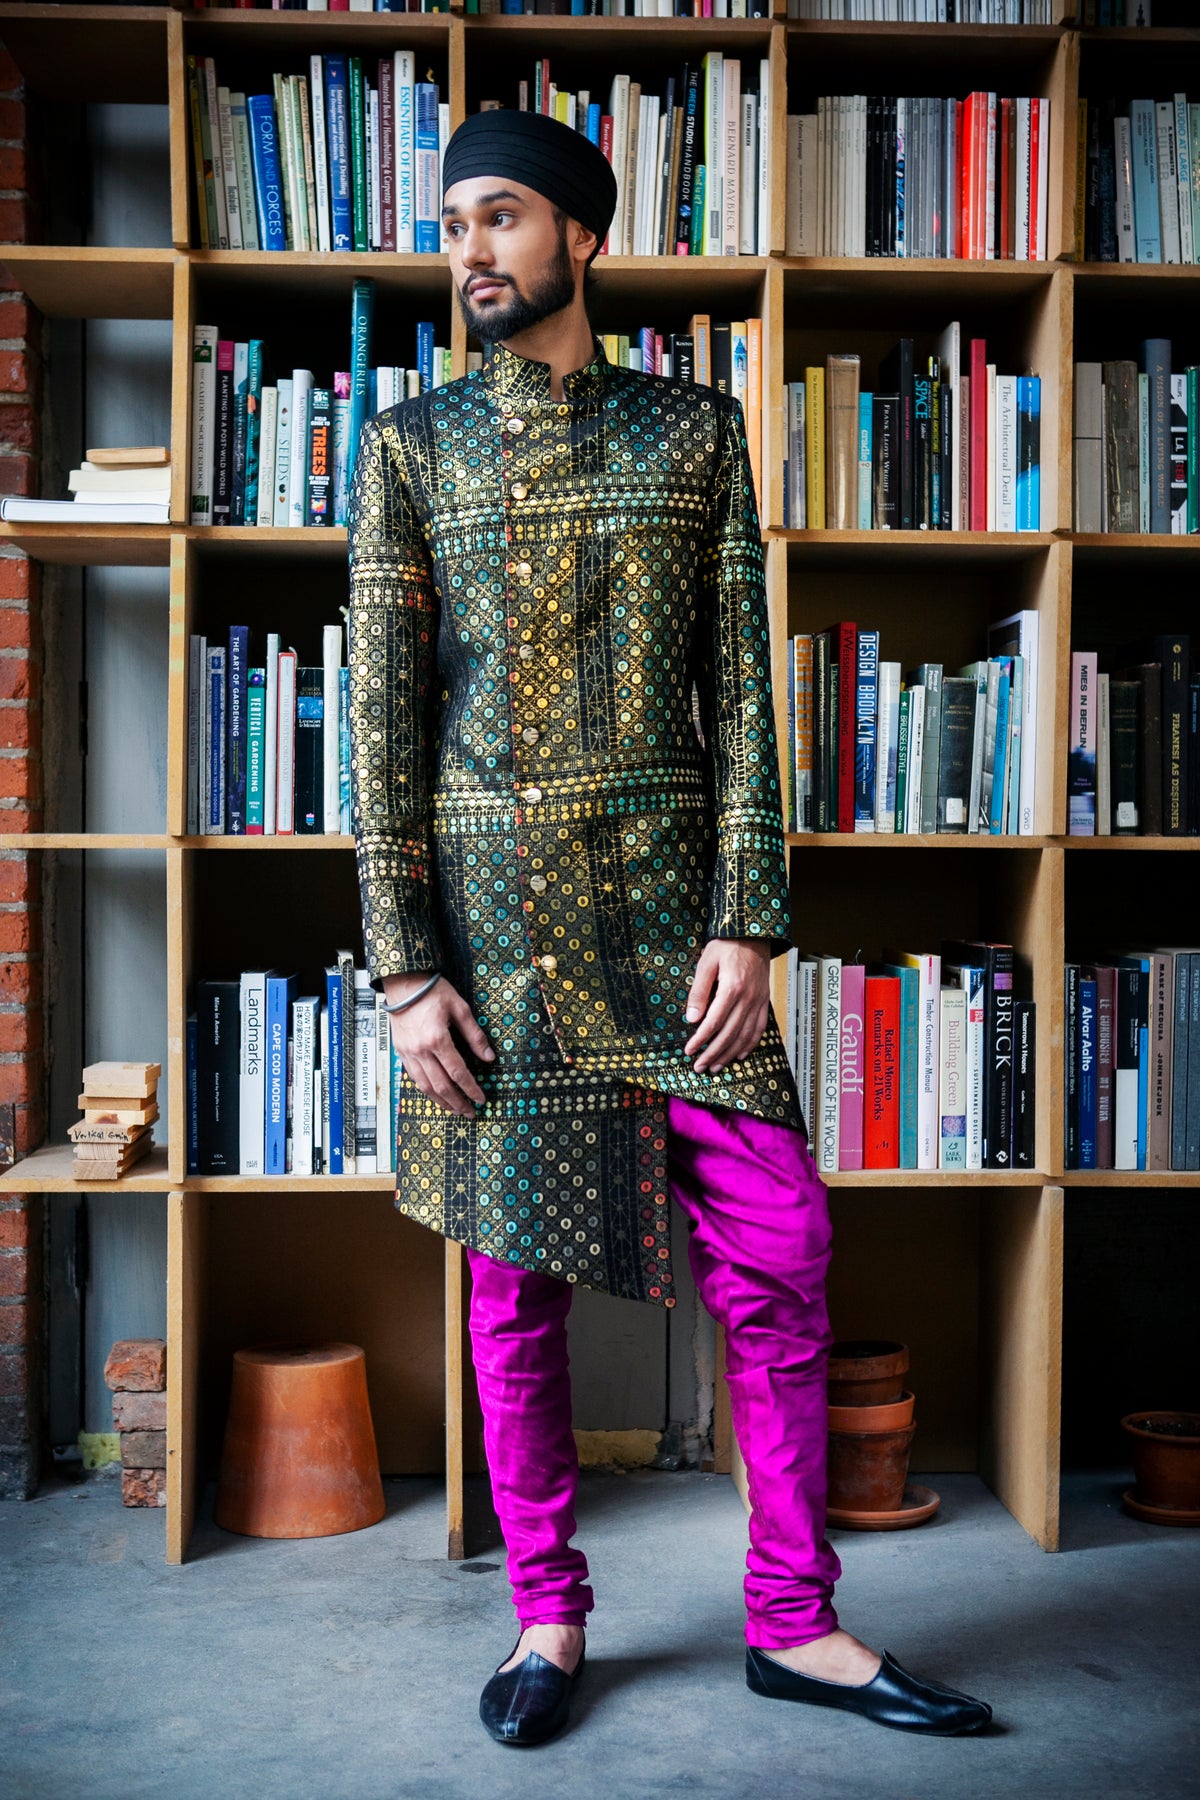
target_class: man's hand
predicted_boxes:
[382,972,496,1117]
[683,938,772,1074]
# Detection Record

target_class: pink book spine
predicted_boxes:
[838,962,866,1172]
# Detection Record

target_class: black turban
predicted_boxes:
[441,109,618,250]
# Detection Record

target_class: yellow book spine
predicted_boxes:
[805,366,826,530]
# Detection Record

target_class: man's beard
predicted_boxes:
[456,230,577,344]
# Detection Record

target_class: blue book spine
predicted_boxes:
[244,340,264,525]
[639,326,656,372]
[226,624,250,834]
[247,94,286,252]
[857,391,873,529]
[414,82,440,254]
[1006,654,1024,834]
[1079,976,1097,1169]
[880,963,919,1169]
[186,1012,198,1175]
[265,973,298,1176]
[854,630,879,830]
[207,647,225,833]
[348,278,374,487]
[501,0,523,12]
[326,966,344,1175]
[989,662,1011,835]
[325,59,353,252]
[1015,376,1040,530]
[416,320,434,394]
[1129,99,1162,263]
[586,102,601,143]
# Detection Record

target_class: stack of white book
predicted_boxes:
[0,446,171,523]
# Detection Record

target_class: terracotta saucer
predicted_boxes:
[1121,1487,1200,1528]
[826,1482,941,1532]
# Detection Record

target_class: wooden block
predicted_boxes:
[80,1061,161,1098]
[71,1126,153,1157]
[68,1120,152,1145]
[72,1135,154,1179]
[103,1338,167,1392]
[78,1103,160,1128]
[76,1094,157,1121]
[85,447,170,467]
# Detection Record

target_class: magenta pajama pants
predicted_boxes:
[464,1094,844,1650]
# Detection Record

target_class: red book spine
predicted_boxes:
[960,93,973,261]
[969,336,988,530]
[998,96,1011,261]
[541,59,551,117]
[864,975,900,1169]
[975,91,989,258]
[836,620,857,833]
[1028,96,1041,259]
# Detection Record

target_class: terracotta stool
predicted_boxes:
[214,1342,386,1539]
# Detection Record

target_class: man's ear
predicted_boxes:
[570,219,599,271]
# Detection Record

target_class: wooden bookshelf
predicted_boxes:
[2,5,1195,1568]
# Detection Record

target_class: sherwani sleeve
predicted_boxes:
[698,395,794,960]
[347,412,444,986]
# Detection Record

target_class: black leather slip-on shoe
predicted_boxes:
[746,1645,993,1737]
[479,1641,587,1747]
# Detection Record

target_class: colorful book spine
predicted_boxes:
[938,986,967,1170]
[348,279,374,487]
[225,624,250,834]
[864,973,900,1170]
[247,94,286,252]
[838,961,865,1173]
[265,972,298,1177]
[414,81,440,253]
[854,629,878,833]
[246,668,266,835]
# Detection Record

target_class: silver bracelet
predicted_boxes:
[383,971,442,1015]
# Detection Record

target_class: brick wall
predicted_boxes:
[0,38,46,1501]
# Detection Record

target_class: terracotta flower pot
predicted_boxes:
[214,1342,386,1540]
[827,1420,917,1515]
[827,1339,909,1407]
[1121,1410,1200,1512]
[828,1388,915,1434]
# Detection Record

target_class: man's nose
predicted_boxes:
[461,222,494,266]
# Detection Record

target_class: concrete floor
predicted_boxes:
[1,1467,1196,1800]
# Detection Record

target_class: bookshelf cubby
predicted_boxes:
[1,2,1197,1565]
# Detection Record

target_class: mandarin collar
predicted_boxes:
[482,335,611,405]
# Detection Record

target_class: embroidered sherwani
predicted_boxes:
[347,336,803,1309]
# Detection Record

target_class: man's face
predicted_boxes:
[442,176,586,343]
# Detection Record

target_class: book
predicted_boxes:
[864,973,900,1169]
[1068,650,1099,834]
[938,986,967,1171]
[838,960,865,1173]
[265,972,298,1177]
[195,979,240,1174]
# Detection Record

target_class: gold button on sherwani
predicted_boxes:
[347,336,802,1308]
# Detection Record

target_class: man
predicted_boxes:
[347,108,992,1747]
